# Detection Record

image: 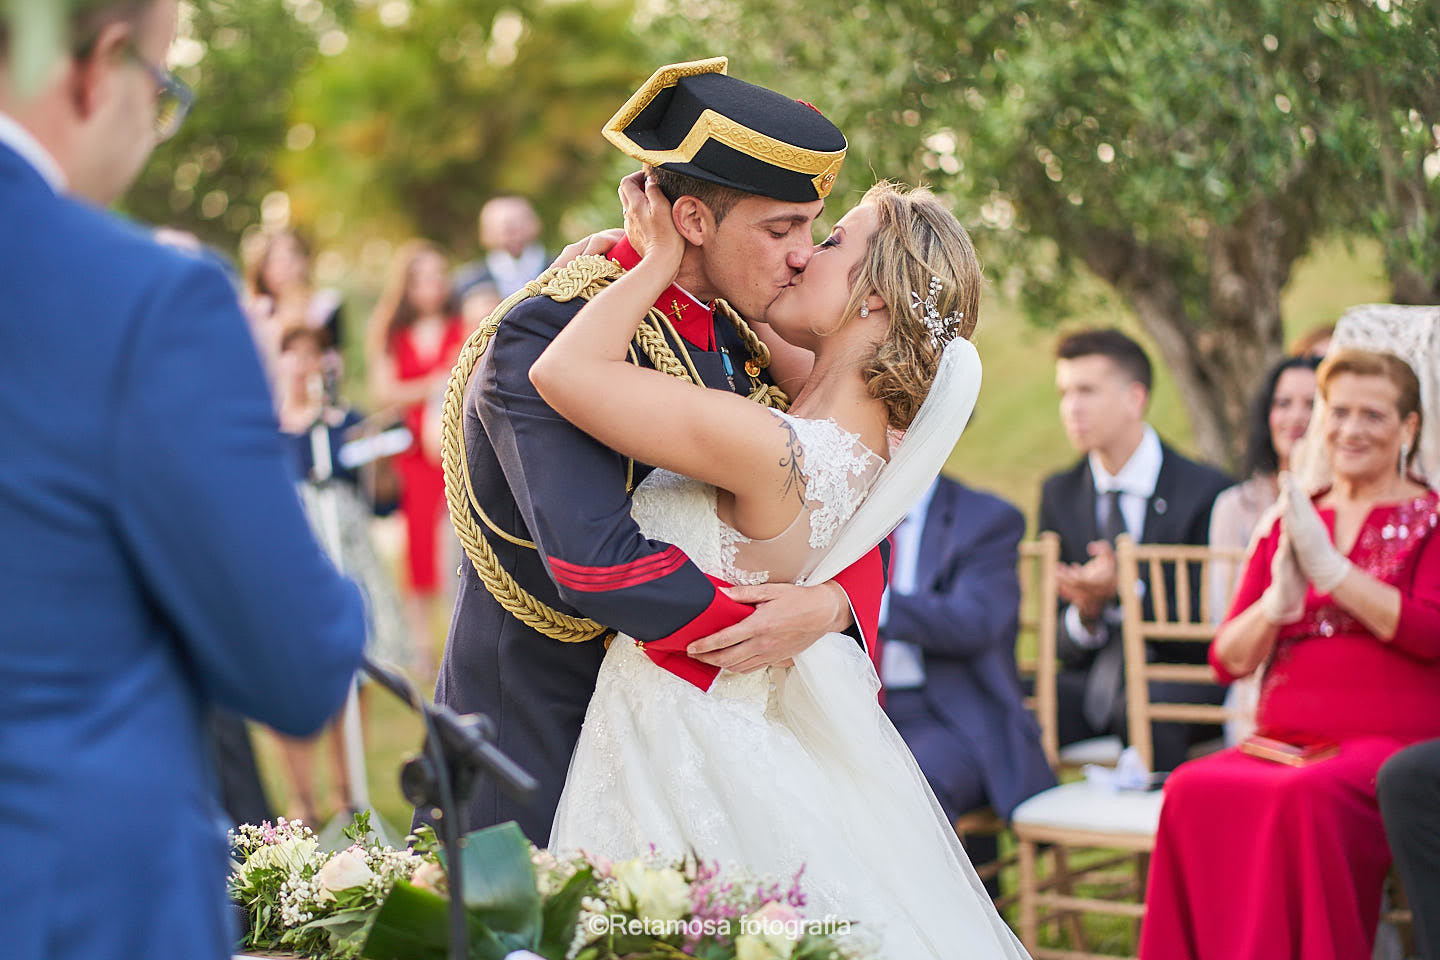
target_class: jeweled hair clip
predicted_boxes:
[910,276,965,347]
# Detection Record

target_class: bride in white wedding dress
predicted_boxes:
[529,176,1029,960]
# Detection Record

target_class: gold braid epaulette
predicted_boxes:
[441,254,788,644]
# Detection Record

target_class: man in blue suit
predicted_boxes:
[880,477,1055,878]
[0,4,366,959]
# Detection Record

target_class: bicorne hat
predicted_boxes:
[602,57,846,203]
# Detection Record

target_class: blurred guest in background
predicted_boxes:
[1379,739,1440,960]
[458,277,503,332]
[1142,347,1440,960]
[0,3,366,959]
[275,326,407,825]
[1039,329,1230,772]
[244,228,345,384]
[1209,355,1320,744]
[881,476,1055,887]
[367,240,466,677]
[454,195,547,325]
[1289,322,1334,359]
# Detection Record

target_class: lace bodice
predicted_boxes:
[621,412,884,703]
[632,411,885,589]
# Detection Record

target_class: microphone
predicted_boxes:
[359,656,539,960]
[359,657,538,809]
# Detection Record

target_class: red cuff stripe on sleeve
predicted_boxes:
[549,546,689,592]
[641,574,755,691]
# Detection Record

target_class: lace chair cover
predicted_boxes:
[1292,304,1440,494]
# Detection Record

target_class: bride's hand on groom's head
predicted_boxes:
[548,228,627,272]
[619,171,684,274]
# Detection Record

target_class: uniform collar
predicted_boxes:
[609,236,715,351]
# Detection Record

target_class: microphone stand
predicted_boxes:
[360,656,538,960]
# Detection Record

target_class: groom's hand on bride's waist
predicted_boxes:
[685,582,853,673]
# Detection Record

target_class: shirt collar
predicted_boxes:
[608,236,715,351]
[0,111,66,193]
[904,478,940,529]
[1089,424,1162,499]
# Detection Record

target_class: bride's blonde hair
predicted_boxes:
[842,182,982,429]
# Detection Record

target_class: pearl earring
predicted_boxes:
[859,304,870,318]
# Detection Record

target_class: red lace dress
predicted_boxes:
[1141,489,1440,960]
[390,317,465,593]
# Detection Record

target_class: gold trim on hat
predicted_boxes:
[603,58,846,200]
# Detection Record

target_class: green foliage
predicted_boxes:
[537,866,595,960]
[362,880,493,960]
[650,0,1354,325]
[282,0,647,255]
[456,822,542,946]
[1313,0,1440,302]
[123,0,354,248]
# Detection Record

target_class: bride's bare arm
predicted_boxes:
[529,178,794,505]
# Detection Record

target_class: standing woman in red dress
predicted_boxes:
[1141,341,1440,960]
[366,241,466,679]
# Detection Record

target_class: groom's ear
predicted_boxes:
[671,195,712,247]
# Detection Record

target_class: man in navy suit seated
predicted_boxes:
[881,476,1056,884]
[1039,329,1230,772]
[0,4,366,959]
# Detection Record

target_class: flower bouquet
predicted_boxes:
[229,813,869,960]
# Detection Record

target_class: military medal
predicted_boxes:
[719,345,736,390]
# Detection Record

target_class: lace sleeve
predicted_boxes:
[776,412,885,550]
[718,412,885,586]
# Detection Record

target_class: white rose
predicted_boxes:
[611,860,691,924]
[241,836,318,876]
[735,933,791,960]
[410,859,447,894]
[315,849,376,902]
[739,901,801,959]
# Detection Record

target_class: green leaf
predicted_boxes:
[457,822,542,946]
[361,881,510,960]
[536,866,595,960]
[344,809,374,845]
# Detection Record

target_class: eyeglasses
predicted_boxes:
[125,45,194,141]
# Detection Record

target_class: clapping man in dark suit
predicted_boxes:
[882,476,1056,884]
[1039,329,1230,772]
[0,4,365,959]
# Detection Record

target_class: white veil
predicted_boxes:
[767,336,1031,959]
[1292,304,1440,494]
[799,335,982,585]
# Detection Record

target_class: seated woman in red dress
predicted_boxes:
[1141,346,1440,960]
[366,240,467,680]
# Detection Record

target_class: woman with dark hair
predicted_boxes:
[365,241,465,679]
[1209,356,1320,741]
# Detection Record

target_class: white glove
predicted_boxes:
[1279,472,1352,593]
[1259,530,1306,625]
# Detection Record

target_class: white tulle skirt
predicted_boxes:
[550,632,1030,960]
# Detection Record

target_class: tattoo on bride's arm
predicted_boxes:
[778,420,807,508]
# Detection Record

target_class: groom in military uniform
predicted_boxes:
[430,59,887,842]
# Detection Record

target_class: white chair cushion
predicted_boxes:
[1011,781,1164,836]
[1058,735,1123,767]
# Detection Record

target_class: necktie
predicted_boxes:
[1083,488,1129,733]
[1100,488,1127,545]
